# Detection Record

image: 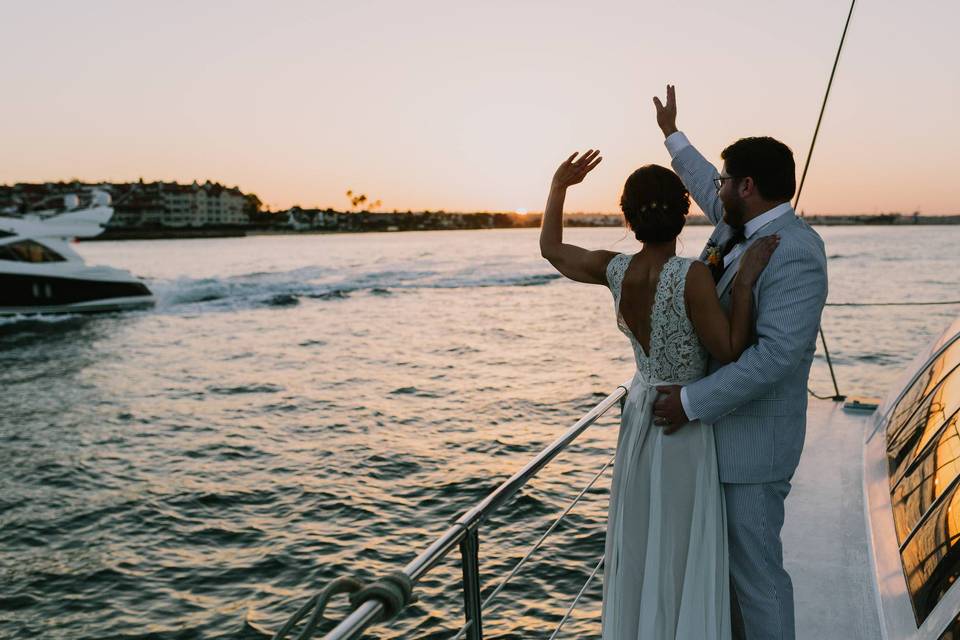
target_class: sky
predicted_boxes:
[1,0,958,215]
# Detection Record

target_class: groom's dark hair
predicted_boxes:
[620,165,690,243]
[721,137,796,202]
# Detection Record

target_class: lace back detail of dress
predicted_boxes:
[606,254,708,384]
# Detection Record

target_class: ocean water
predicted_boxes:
[1,225,958,639]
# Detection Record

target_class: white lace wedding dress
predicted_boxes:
[601,254,731,640]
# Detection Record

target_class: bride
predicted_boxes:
[538,150,777,639]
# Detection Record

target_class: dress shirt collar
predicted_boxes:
[744,202,792,239]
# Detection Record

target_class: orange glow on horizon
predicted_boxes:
[1,2,958,215]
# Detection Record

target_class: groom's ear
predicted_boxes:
[739,176,756,198]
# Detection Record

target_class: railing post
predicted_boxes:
[459,527,483,640]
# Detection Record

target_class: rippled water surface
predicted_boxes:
[2,226,958,638]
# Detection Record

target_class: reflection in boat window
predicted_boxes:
[888,339,960,445]
[889,368,960,485]
[901,478,960,625]
[0,240,66,263]
[891,410,960,543]
[889,368,960,482]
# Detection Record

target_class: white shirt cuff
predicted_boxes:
[664,131,691,158]
[680,386,698,421]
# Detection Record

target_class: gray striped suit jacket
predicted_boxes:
[672,144,828,484]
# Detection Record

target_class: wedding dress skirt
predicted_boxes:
[601,254,730,639]
[601,370,731,640]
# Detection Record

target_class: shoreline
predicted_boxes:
[80,217,960,241]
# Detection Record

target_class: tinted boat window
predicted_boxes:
[891,410,960,543]
[888,339,960,443]
[0,240,65,263]
[889,366,960,473]
[914,374,960,458]
[901,479,960,624]
[0,243,20,261]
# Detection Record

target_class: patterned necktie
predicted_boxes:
[712,228,747,283]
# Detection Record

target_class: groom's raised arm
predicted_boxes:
[683,239,828,425]
[653,85,725,226]
[667,137,725,226]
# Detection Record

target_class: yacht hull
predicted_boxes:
[0,273,155,315]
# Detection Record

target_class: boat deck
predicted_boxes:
[785,398,882,639]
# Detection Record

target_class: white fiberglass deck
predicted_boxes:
[784,397,881,639]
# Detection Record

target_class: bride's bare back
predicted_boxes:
[618,252,672,356]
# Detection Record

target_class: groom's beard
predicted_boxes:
[720,193,748,230]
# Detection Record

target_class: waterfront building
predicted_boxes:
[0,180,260,227]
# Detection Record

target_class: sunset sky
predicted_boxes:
[2,1,957,215]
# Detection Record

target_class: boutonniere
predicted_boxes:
[704,240,724,283]
[704,240,723,269]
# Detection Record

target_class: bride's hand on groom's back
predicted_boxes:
[737,235,780,287]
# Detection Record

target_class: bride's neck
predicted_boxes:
[641,239,677,258]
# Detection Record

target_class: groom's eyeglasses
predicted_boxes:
[713,176,737,191]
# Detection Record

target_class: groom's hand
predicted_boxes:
[654,385,689,434]
[652,84,678,138]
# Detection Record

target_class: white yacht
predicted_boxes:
[0,190,154,315]
[780,314,960,639]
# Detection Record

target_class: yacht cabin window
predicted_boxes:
[0,240,66,263]
[887,340,960,453]
[886,331,960,626]
[900,475,960,624]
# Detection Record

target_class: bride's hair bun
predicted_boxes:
[620,165,691,243]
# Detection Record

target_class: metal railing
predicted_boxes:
[318,380,630,640]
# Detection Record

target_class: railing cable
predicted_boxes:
[547,554,605,640]
[450,455,616,640]
[480,455,614,611]
[313,383,628,640]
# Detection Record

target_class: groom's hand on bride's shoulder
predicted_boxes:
[654,385,689,434]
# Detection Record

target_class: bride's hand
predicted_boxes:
[551,150,602,190]
[736,235,780,286]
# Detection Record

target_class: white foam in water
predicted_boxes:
[0,313,85,326]
[146,264,562,313]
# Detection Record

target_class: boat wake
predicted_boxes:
[148,267,562,312]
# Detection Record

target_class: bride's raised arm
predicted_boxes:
[685,236,780,363]
[539,150,617,284]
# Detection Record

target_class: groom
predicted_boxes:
[651,86,828,640]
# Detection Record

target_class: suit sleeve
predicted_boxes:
[683,241,828,424]
[670,143,725,226]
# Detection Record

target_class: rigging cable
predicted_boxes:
[796,0,857,402]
